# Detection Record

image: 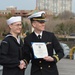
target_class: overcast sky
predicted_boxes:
[0,0,75,13]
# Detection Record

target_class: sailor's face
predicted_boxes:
[9,21,22,34]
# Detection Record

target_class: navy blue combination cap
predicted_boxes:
[28,11,46,23]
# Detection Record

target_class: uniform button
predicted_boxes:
[48,65,51,68]
[39,61,42,63]
[40,67,43,69]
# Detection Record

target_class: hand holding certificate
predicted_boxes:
[32,42,48,58]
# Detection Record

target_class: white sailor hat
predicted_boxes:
[28,11,46,23]
[7,16,21,25]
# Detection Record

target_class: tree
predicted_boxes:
[0,17,9,37]
[54,23,65,35]
[22,22,31,35]
[54,20,75,35]
[58,11,75,19]
[5,13,12,19]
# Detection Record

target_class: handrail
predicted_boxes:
[69,47,75,59]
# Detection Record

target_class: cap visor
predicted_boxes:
[37,20,46,23]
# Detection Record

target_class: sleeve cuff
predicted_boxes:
[23,59,28,65]
[53,55,59,62]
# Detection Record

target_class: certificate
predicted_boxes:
[32,42,48,58]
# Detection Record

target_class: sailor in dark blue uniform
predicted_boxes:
[23,11,64,75]
[0,16,26,75]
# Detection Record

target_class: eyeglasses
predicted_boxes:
[11,24,22,27]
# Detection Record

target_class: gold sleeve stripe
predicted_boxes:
[53,55,59,61]
[23,59,28,65]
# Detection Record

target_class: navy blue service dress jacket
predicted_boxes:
[23,31,64,75]
[0,34,24,75]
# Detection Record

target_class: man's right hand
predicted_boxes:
[19,60,26,69]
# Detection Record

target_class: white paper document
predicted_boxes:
[32,42,48,58]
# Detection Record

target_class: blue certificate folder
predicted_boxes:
[31,42,48,59]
